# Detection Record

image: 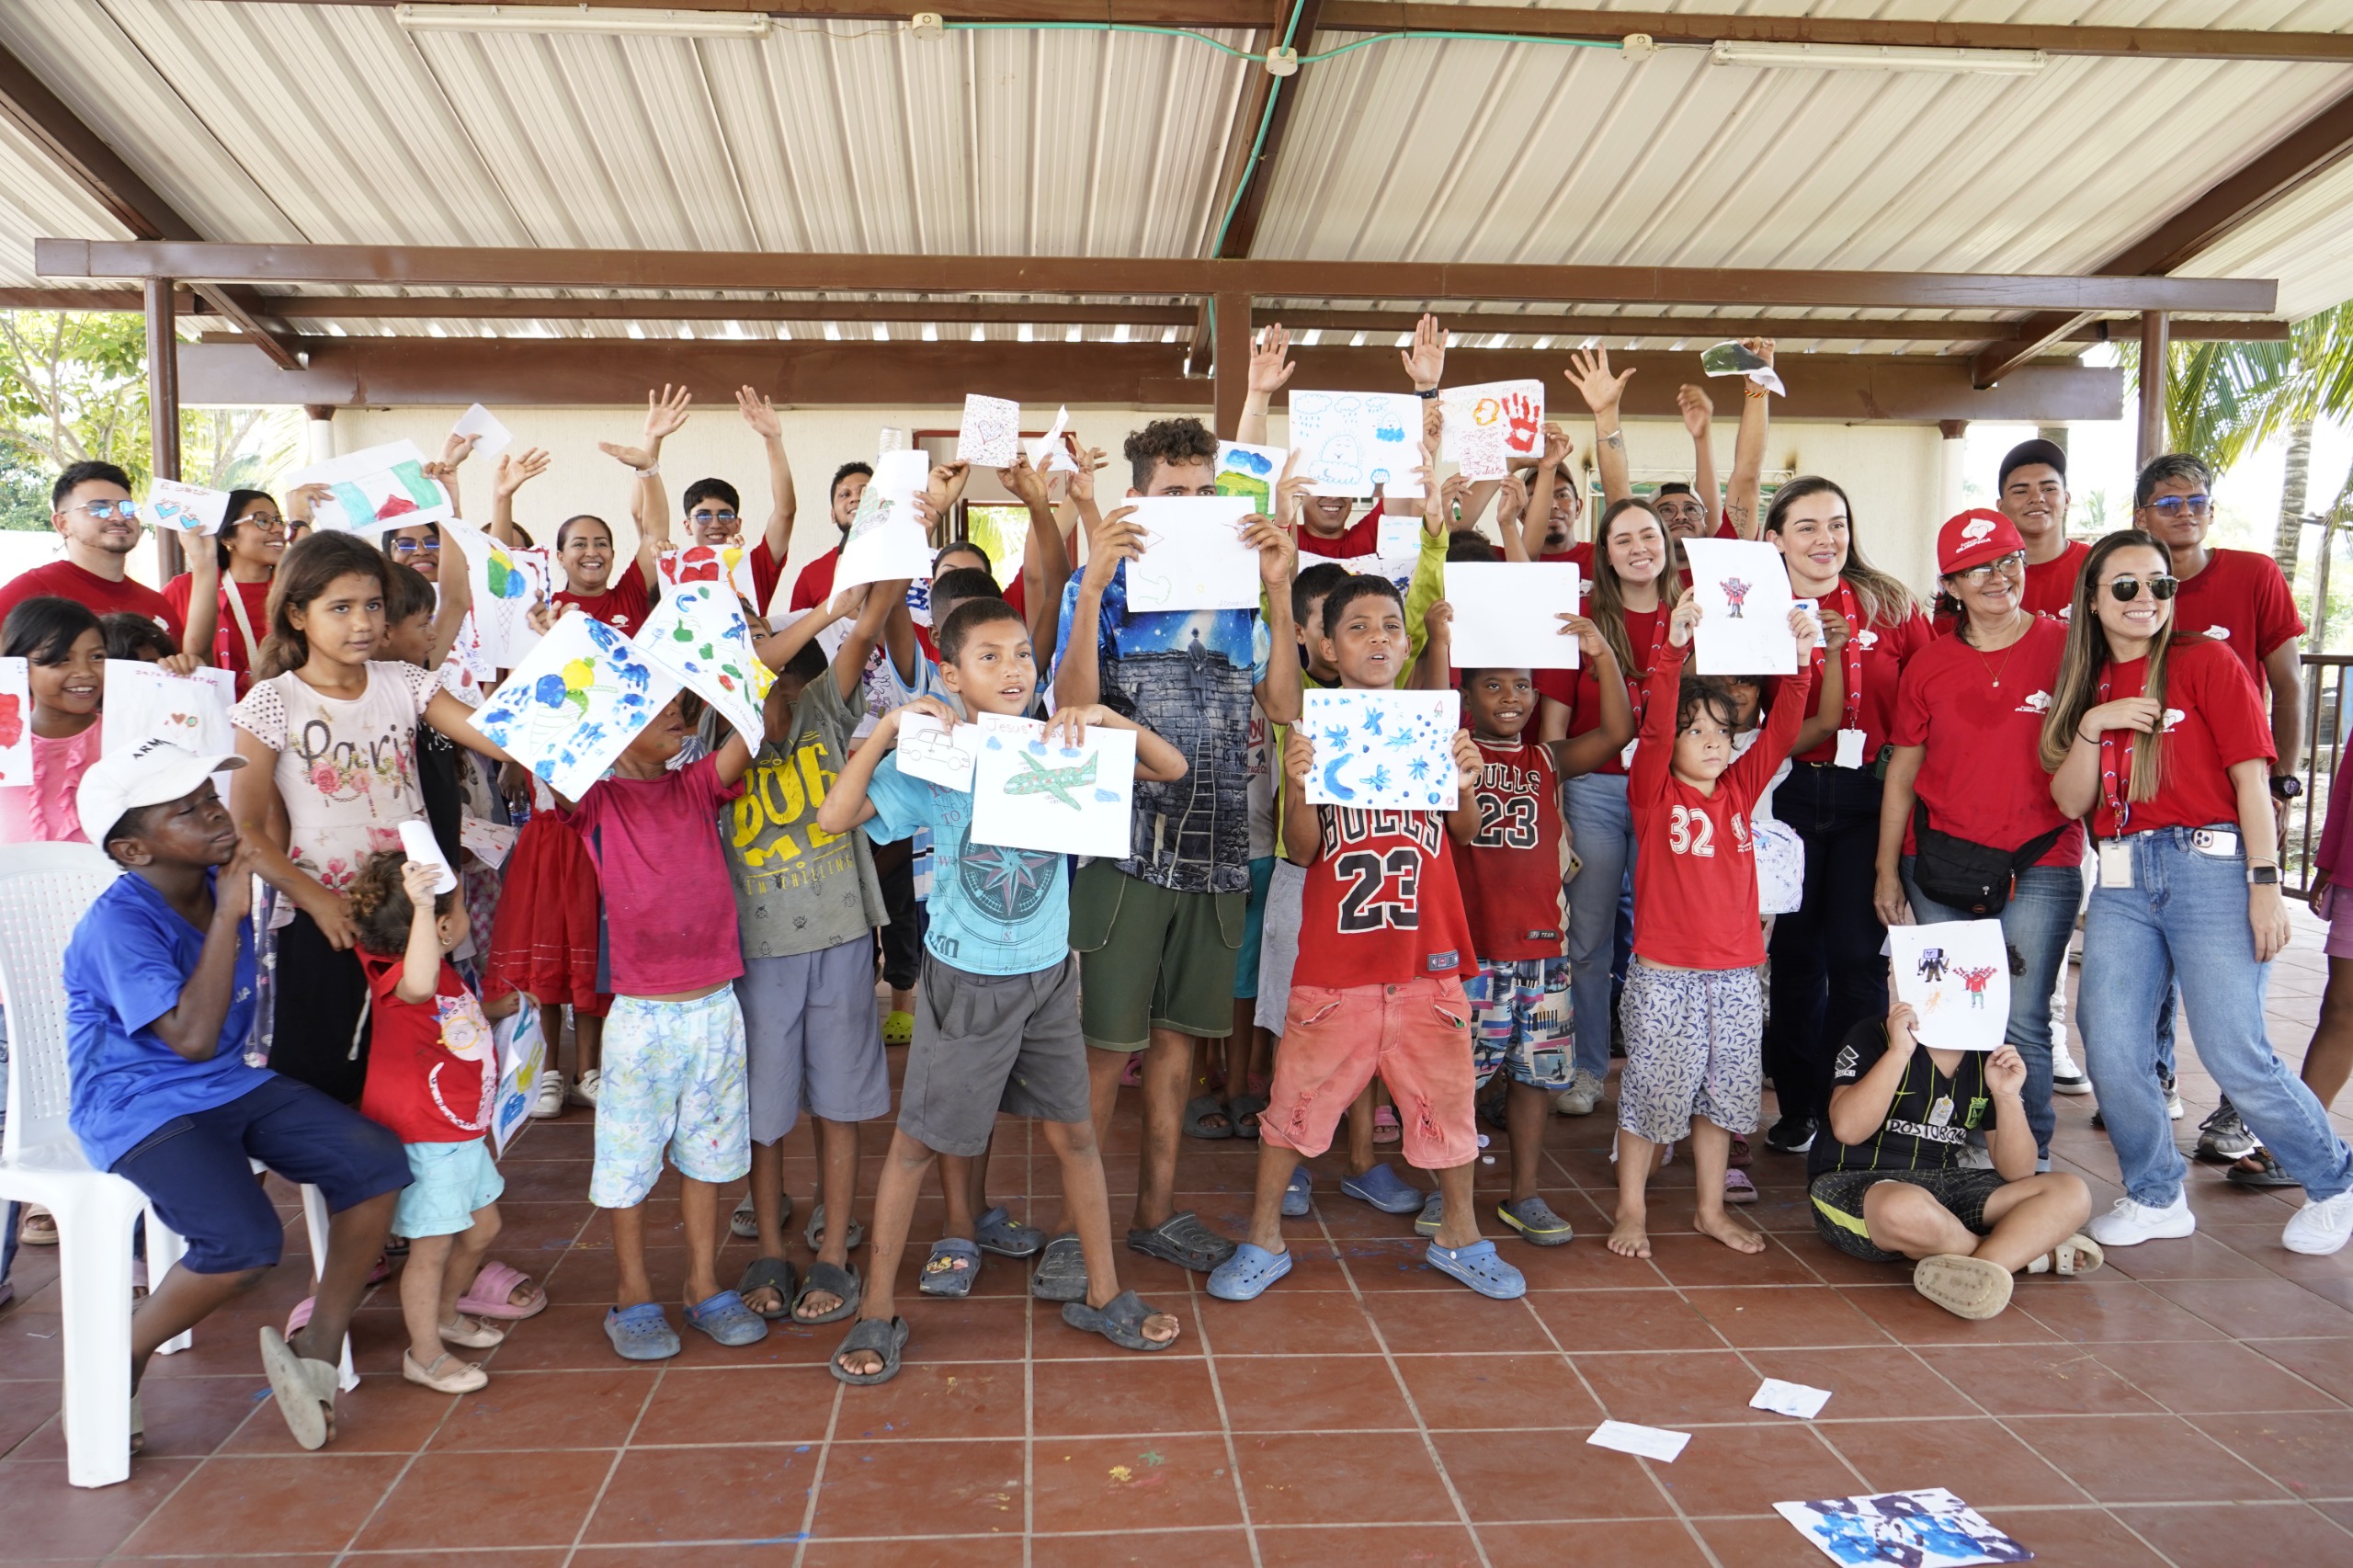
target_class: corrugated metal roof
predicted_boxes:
[0,0,2347,352]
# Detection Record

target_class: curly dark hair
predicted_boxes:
[1124,417,1218,493]
[347,848,456,958]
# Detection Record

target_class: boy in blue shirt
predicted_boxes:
[815,597,1187,1383]
[63,742,408,1452]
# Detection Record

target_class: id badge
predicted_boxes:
[1834,728,1867,769]
[2097,839,2134,890]
[1927,1095,1955,1128]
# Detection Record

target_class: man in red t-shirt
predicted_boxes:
[1996,438,2089,619]
[0,460,188,649]
[787,461,879,613]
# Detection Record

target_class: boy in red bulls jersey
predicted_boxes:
[1445,623,1632,1247]
[1610,594,1817,1262]
[1211,575,1523,1301]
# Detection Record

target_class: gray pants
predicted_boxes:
[898,952,1091,1157]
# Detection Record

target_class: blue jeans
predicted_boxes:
[1563,772,1634,1082]
[1903,857,2085,1161]
[2081,826,2353,1207]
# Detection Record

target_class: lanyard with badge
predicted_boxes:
[2094,668,2137,889]
[1809,581,1869,767]
[1618,606,1672,769]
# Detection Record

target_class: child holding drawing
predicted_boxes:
[1609,595,1815,1261]
[814,596,1188,1383]
[347,849,513,1392]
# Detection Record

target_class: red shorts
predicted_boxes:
[1263,976,1478,1170]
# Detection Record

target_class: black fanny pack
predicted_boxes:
[1910,801,2066,918]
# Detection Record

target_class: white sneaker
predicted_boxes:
[570,1069,603,1108]
[2050,1041,2091,1096]
[2087,1193,2196,1247]
[1552,1068,1606,1117]
[2283,1191,2353,1256]
[529,1069,565,1120]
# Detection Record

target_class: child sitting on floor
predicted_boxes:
[1211,574,1516,1302]
[1810,997,2099,1319]
[347,848,512,1392]
[814,596,1187,1383]
[1609,597,1813,1260]
[63,742,409,1452]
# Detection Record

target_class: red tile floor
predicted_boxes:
[6,904,2353,1566]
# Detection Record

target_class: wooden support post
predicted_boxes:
[145,274,183,578]
[1212,290,1252,440]
[2136,311,2171,472]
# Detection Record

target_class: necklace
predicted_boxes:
[1971,613,2033,687]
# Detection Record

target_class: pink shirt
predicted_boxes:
[562,753,745,996]
[0,722,101,845]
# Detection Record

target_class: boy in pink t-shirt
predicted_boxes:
[554,691,759,1361]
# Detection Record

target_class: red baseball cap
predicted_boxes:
[1938,509,2025,576]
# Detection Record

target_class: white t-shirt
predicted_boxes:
[233,661,438,894]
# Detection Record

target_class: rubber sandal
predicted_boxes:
[974,1205,1045,1258]
[919,1238,983,1299]
[383,1235,410,1258]
[2227,1149,2301,1188]
[2027,1233,2106,1277]
[882,1010,915,1047]
[802,1204,866,1254]
[1207,1242,1292,1301]
[1061,1289,1180,1351]
[1031,1233,1088,1302]
[437,1312,506,1349]
[1120,1054,1143,1087]
[685,1290,769,1347]
[604,1302,681,1361]
[791,1260,863,1324]
[1281,1168,1313,1219]
[258,1325,338,1449]
[1427,1239,1528,1300]
[829,1315,910,1386]
[1372,1105,1402,1146]
[731,1188,796,1240]
[404,1349,488,1392]
[737,1256,798,1321]
[1183,1093,1236,1141]
[365,1253,393,1287]
[1497,1196,1575,1246]
[1913,1253,2015,1320]
[1723,1169,1758,1206]
[1415,1193,1445,1237]
[17,1207,56,1246]
[1231,1091,1268,1140]
[1341,1163,1424,1216]
[455,1260,548,1320]
[1728,1135,1754,1169]
[1126,1210,1237,1273]
[285,1297,315,1338]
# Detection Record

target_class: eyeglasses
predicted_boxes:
[388,537,441,557]
[2107,574,2178,602]
[230,512,285,532]
[2143,494,2211,521]
[1953,551,2026,585]
[70,500,141,523]
[689,508,740,526]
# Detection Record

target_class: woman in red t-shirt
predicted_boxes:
[164,488,288,694]
[1872,510,2085,1167]
[2043,529,2353,1256]
[1535,497,1680,1117]
[1758,477,1930,1156]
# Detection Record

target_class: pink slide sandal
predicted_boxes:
[456,1261,549,1321]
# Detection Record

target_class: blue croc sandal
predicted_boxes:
[1342,1163,1425,1216]
[975,1205,1046,1257]
[604,1302,682,1361]
[1427,1240,1528,1300]
[1207,1243,1293,1301]
[685,1290,770,1347]
[1414,1193,1445,1236]
[1281,1168,1313,1219]
[919,1238,983,1299]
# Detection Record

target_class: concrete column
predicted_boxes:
[304,403,337,462]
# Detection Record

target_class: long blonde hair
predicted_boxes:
[1589,498,1683,679]
[2039,529,2175,801]
[1762,476,1918,628]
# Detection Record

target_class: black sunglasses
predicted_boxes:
[2107,574,2178,602]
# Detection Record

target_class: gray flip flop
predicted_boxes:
[1183,1094,1236,1140]
[1061,1290,1179,1352]
[803,1203,866,1253]
[829,1315,909,1386]
[1030,1233,1088,1302]
[737,1255,798,1321]
[791,1259,863,1324]
[730,1188,794,1240]
[919,1237,983,1299]
[1125,1210,1236,1273]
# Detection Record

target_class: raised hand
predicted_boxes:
[494,448,551,498]
[1250,324,1295,395]
[735,385,781,439]
[1540,422,1572,468]
[998,452,1048,507]
[1565,347,1634,416]
[1451,728,1483,791]
[1242,513,1296,590]
[1083,505,1146,590]
[438,430,479,469]
[1402,312,1448,391]
[1788,604,1819,658]
[1556,612,1606,660]
[1677,383,1714,437]
[1668,595,1704,647]
[400,857,444,912]
[643,383,693,445]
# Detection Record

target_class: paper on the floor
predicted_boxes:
[1586,1420,1690,1462]
[1775,1488,2030,1566]
[1750,1378,1834,1419]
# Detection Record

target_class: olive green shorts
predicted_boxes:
[1069,858,1246,1049]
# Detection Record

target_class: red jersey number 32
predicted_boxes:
[1666,805,1717,858]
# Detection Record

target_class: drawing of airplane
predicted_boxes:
[1004,749,1097,810]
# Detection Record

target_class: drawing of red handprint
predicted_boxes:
[0,693,18,750]
[1502,392,1540,456]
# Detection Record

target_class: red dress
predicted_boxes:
[483,808,610,1017]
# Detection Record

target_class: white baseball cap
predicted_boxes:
[76,739,244,848]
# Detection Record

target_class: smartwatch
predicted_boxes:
[2249,864,2282,886]
[2270,775,2303,801]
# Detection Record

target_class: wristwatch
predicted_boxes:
[2270,775,2303,801]
[1415,387,1440,399]
[2249,863,2282,886]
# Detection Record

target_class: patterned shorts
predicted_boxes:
[590,988,753,1209]
[1463,958,1574,1090]
[1616,960,1766,1144]
[1809,1166,2008,1263]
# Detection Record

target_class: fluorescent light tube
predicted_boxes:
[1710,40,2046,76]
[395,5,771,40]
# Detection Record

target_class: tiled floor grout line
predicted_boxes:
[785,1351,850,1567]
[531,1169,642,1568]
[1020,1126,1035,1568]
